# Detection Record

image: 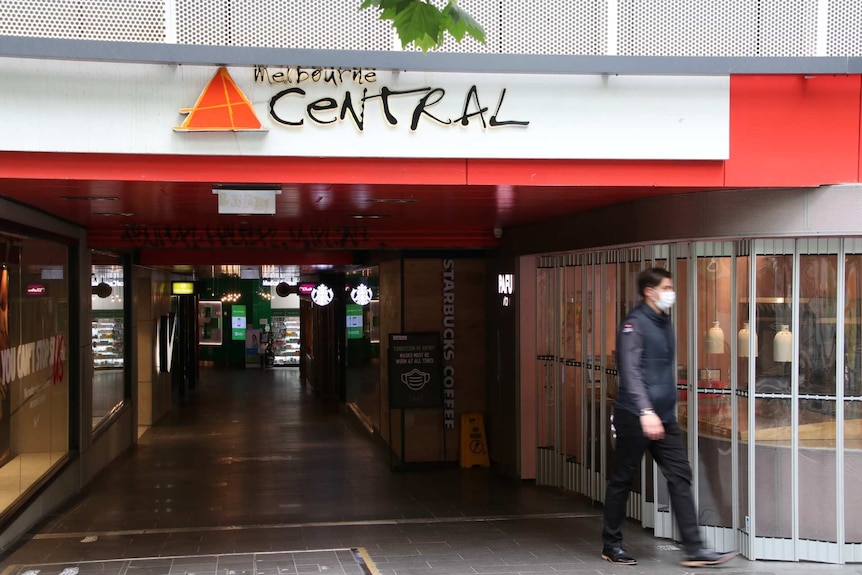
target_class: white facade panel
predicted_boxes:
[0,58,729,160]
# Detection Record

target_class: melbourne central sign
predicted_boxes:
[256,66,529,133]
[0,58,730,160]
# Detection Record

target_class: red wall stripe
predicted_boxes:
[725,75,862,187]
[0,152,468,186]
[465,159,725,187]
[858,80,862,183]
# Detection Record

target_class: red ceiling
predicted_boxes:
[0,151,716,265]
[0,177,708,251]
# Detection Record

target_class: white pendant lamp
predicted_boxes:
[706,258,724,354]
[773,324,793,363]
[707,321,725,354]
[737,321,758,358]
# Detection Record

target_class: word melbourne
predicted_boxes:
[255,66,530,132]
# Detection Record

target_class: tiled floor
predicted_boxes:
[0,368,859,575]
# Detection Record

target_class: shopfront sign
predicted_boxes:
[0,333,65,387]
[350,283,373,306]
[310,283,334,306]
[388,332,443,409]
[498,273,514,307]
[346,304,363,339]
[171,281,195,295]
[175,67,264,132]
[231,305,247,340]
[26,284,46,296]
[0,58,730,160]
[158,313,176,373]
[442,259,456,428]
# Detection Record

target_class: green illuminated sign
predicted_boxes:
[232,305,247,340]
[346,304,363,339]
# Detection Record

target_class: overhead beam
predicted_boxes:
[2,35,862,75]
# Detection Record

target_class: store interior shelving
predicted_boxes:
[271,313,300,366]
[92,316,124,369]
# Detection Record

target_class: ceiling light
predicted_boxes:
[240,266,260,279]
[212,186,281,215]
[61,196,120,201]
[350,214,389,219]
[95,212,136,217]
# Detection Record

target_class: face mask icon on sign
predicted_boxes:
[401,368,431,391]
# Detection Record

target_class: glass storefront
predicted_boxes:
[345,268,381,433]
[91,257,126,429]
[0,232,70,513]
[533,238,862,563]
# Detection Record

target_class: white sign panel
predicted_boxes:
[0,58,729,160]
[215,189,280,215]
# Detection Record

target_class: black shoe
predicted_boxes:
[680,549,738,567]
[601,546,637,565]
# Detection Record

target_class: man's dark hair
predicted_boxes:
[638,267,672,297]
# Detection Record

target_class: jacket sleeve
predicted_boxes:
[617,318,652,412]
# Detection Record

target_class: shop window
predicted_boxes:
[797,253,838,543]
[345,268,380,434]
[752,252,794,540]
[0,233,70,512]
[844,252,862,544]
[91,256,126,429]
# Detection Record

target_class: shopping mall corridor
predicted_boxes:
[0,369,843,574]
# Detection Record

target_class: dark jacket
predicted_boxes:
[615,302,677,423]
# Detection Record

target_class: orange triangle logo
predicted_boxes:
[175,67,266,132]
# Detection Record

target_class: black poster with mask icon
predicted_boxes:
[388,332,443,409]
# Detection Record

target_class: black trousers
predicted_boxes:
[602,409,702,552]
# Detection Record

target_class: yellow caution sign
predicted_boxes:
[460,413,490,468]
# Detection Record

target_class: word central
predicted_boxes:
[268,85,530,132]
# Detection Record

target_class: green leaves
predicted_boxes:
[360,0,486,52]
[443,2,484,43]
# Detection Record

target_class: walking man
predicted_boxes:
[601,267,738,568]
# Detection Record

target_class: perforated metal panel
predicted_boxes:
[176,0,392,50]
[501,1,606,55]
[759,0,818,56]
[828,0,862,56]
[176,0,229,46]
[0,0,164,42]
[618,0,757,56]
[2,1,862,58]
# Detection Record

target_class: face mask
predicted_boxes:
[654,290,676,311]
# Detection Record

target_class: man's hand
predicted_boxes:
[640,412,665,440]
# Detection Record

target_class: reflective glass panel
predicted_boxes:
[91,257,126,429]
[536,267,555,450]
[753,254,793,539]
[797,255,837,542]
[0,234,69,511]
[844,254,862,543]
[696,255,733,528]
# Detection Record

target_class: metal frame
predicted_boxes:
[3,34,862,74]
[837,239,847,563]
